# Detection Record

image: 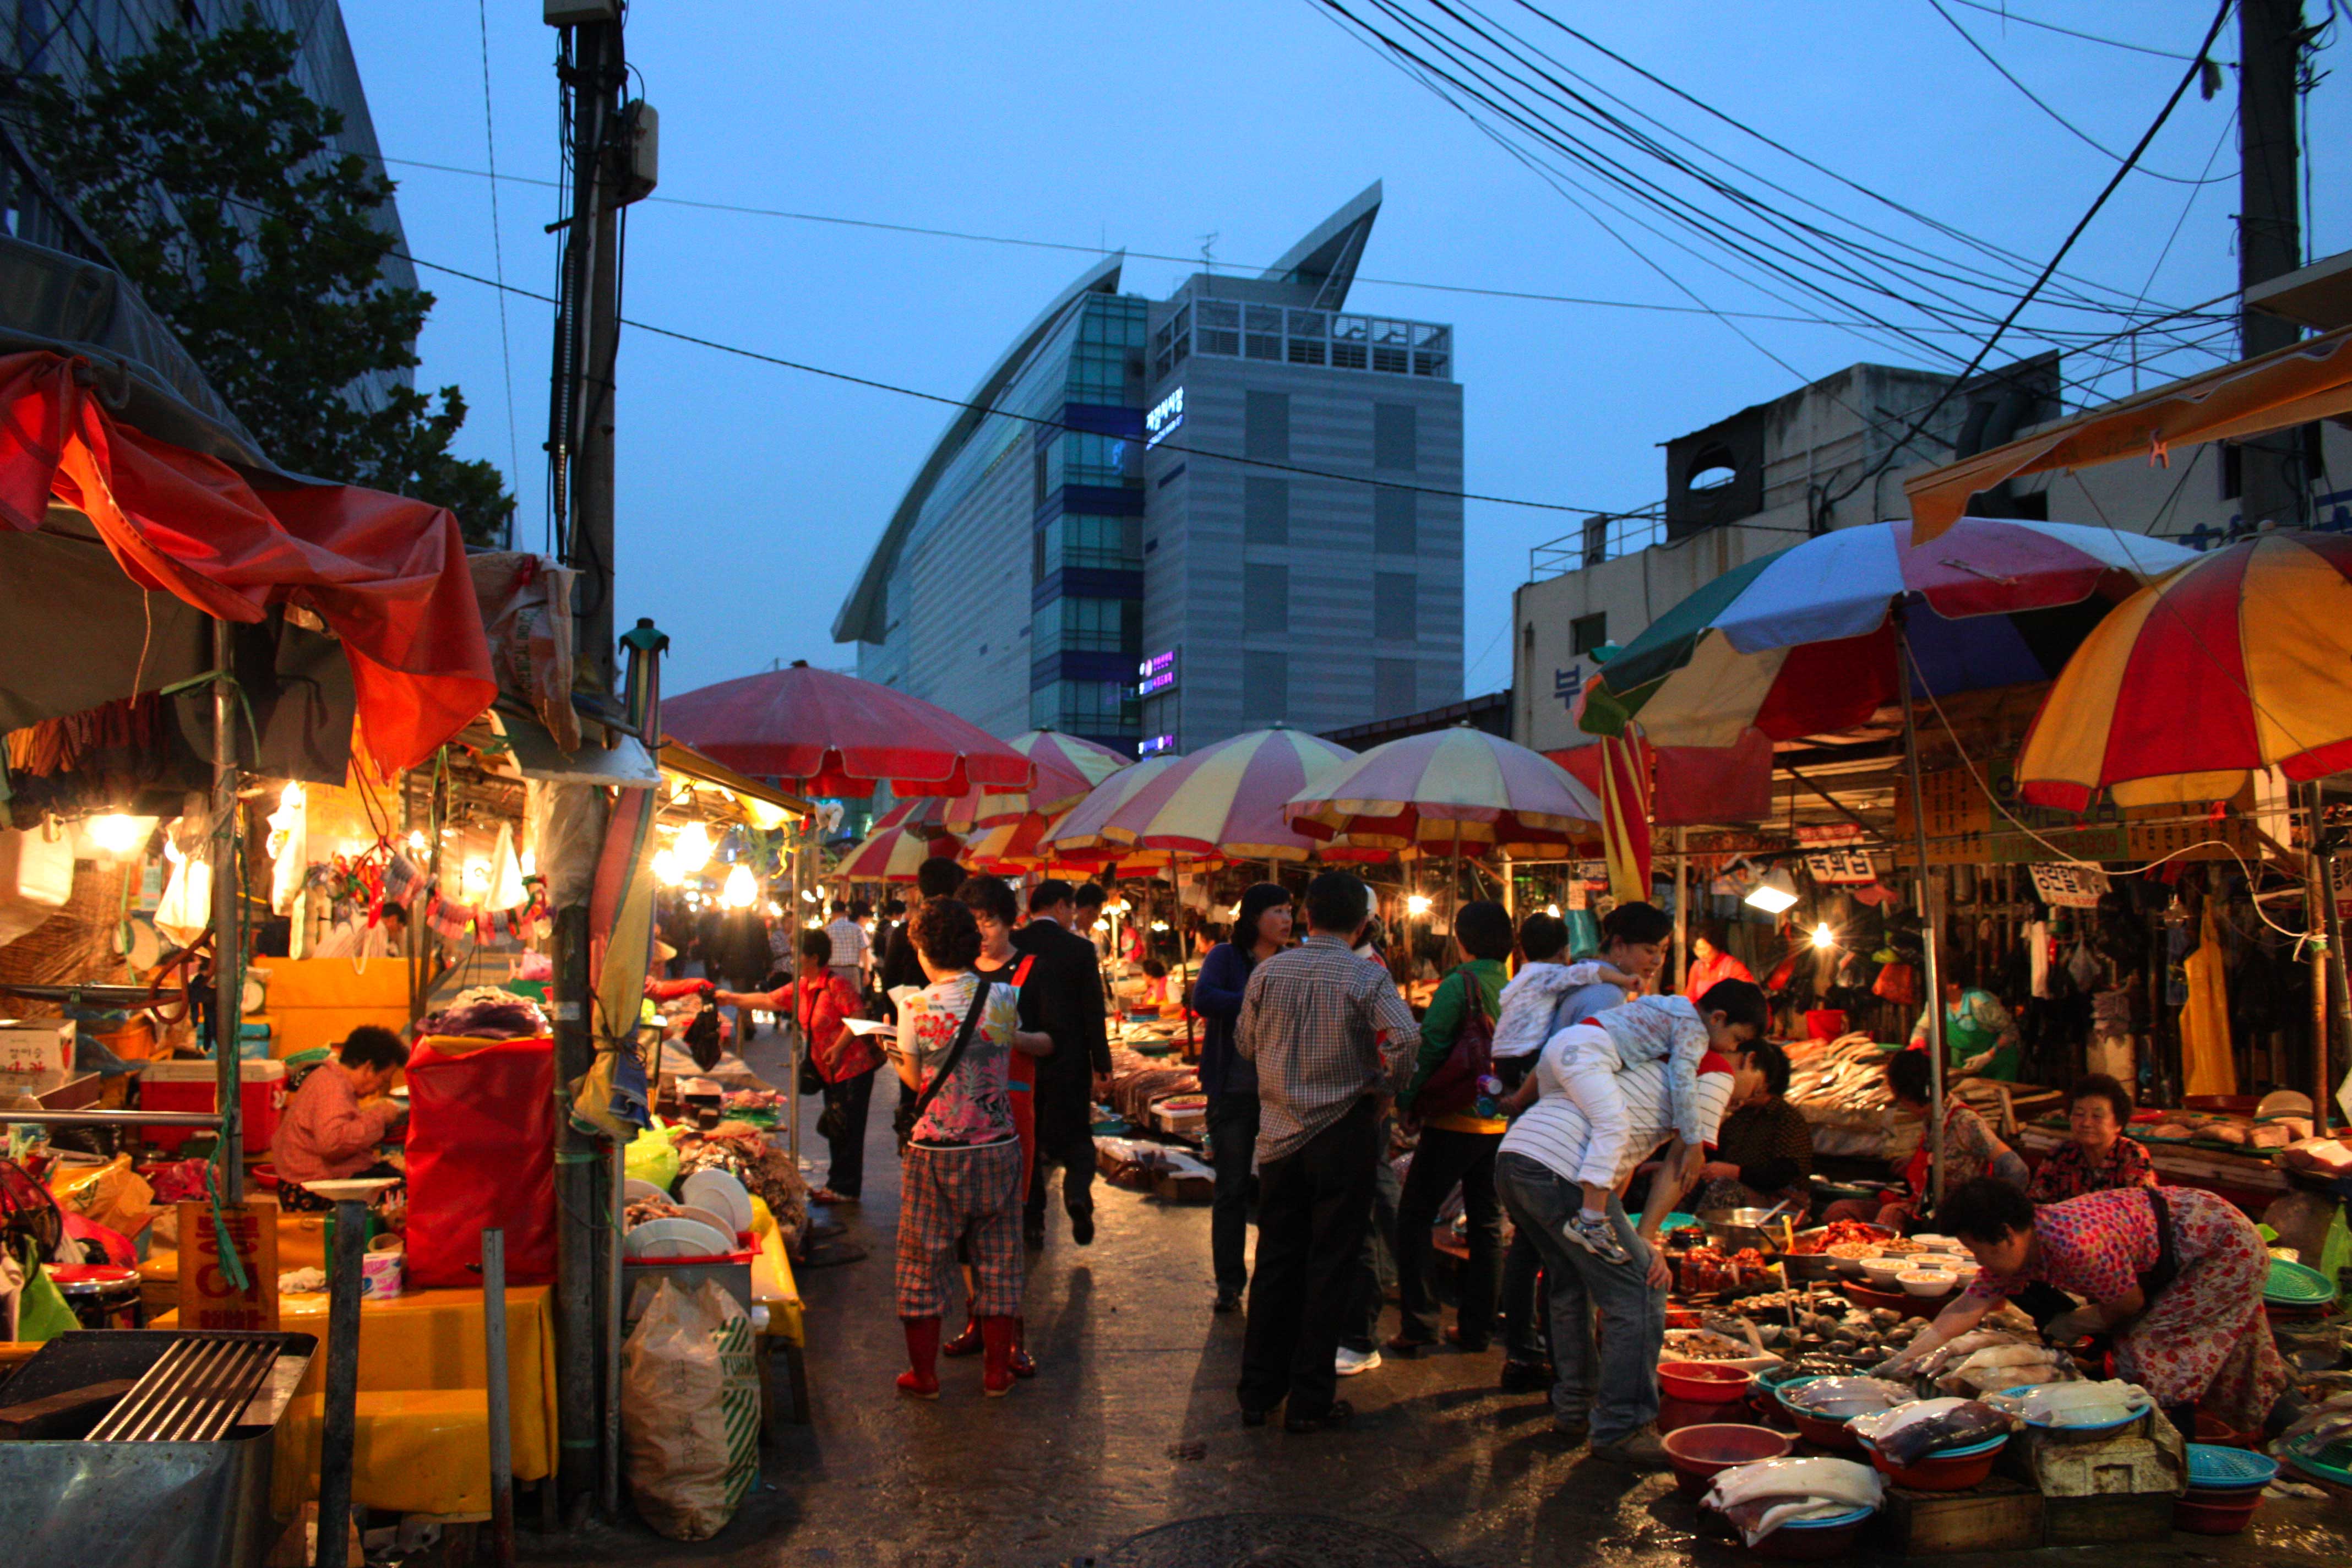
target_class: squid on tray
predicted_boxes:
[1702,1457,1884,1545]
[1778,1376,1911,1420]
[1936,1342,2076,1395]
[1849,1398,2016,1466]
[1985,1379,2153,1427]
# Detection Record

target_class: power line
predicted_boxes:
[1928,0,2232,183]
[475,0,523,538]
[393,248,1665,519]
[1821,0,2238,510]
[362,148,2229,346]
[1941,0,2231,62]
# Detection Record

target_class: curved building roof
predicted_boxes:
[830,253,1124,645]
[1257,179,1381,311]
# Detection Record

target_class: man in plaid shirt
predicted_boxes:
[1234,872,1419,1433]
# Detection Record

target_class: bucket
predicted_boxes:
[361,1237,404,1302]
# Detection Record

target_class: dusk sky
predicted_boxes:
[345,2,2348,698]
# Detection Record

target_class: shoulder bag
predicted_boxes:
[891,977,995,1151]
[1413,966,1495,1121]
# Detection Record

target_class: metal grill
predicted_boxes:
[85,1334,281,1444]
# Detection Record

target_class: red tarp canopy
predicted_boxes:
[0,351,493,772]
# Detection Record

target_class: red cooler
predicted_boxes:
[138,1059,286,1154]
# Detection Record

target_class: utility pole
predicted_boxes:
[2236,0,2308,531]
[545,0,655,1523]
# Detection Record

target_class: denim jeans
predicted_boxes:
[1207,1092,1260,1295]
[1239,1096,1381,1422]
[1341,1110,1402,1353]
[1495,1151,1664,1444]
[1393,1125,1503,1346]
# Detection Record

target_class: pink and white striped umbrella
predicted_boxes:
[1053,728,1357,862]
[1286,725,1602,858]
[941,729,1133,832]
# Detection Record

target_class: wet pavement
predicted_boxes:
[560,1038,2352,1567]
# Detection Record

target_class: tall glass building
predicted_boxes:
[834,183,1463,755]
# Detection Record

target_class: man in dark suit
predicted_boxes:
[1014,879,1113,1248]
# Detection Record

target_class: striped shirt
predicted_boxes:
[825,916,871,971]
[1499,1022,1738,1191]
[1237,933,1422,1164]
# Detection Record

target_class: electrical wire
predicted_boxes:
[1928,0,2234,184]
[392,249,1638,517]
[1940,0,2233,62]
[476,0,524,542]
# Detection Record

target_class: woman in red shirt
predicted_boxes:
[717,927,879,1203]
[1681,921,1755,1003]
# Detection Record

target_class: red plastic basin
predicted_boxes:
[1662,1423,1795,1498]
[1750,1516,1868,1560]
[1860,1433,2008,1491]
[1659,1360,1757,1404]
[2173,1493,2261,1535]
[1782,1407,1864,1453]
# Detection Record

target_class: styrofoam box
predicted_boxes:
[0,1019,74,1075]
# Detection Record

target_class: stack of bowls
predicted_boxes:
[2174,1443,2278,1534]
[1856,1429,2010,1490]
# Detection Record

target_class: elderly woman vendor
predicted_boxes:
[1882,1176,2288,1435]
[2027,1074,2156,1202]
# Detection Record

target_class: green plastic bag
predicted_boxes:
[624,1119,680,1194]
[15,1243,78,1341]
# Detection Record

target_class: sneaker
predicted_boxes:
[1589,1425,1670,1470]
[1382,1334,1432,1359]
[1334,1344,1383,1378]
[1550,1419,1591,1445]
[1562,1213,1631,1266]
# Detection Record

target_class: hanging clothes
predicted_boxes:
[2179,900,2235,1097]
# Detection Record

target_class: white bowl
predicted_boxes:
[1857,1257,1912,1288]
[620,1217,734,1259]
[681,1169,753,1235]
[1912,1234,1963,1254]
[1897,1269,1957,1298]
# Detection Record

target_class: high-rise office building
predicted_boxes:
[834,183,1463,755]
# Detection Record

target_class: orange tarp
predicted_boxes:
[1905,324,2352,543]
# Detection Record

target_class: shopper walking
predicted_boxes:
[1387,900,1515,1357]
[826,899,872,991]
[1235,872,1420,1434]
[1015,880,1114,1248]
[889,896,1046,1398]
[877,858,970,1131]
[1193,881,1294,1314]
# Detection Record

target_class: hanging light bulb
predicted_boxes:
[1544,902,1562,919]
[651,847,683,888]
[1406,894,1433,917]
[1150,919,1170,932]
[671,821,715,874]
[766,901,784,918]
[722,863,758,910]
[462,859,492,895]
[1810,921,1838,951]
[86,814,156,856]
[405,830,429,855]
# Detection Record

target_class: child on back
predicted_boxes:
[1489,912,1638,1064]
[1551,978,1772,1264]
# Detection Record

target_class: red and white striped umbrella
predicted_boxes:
[941,729,1133,831]
[834,798,957,882]
[1054,728,1356,862]
[666,661,1032,798]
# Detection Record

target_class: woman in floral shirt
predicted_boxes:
[1886,1177,2288,1434]
[2027,1074,2157,1203]
[889,897,1043,1399]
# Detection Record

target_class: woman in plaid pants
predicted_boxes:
[891,896,1046,1397]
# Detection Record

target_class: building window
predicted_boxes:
[1375,658,1415,718]
[1244,564,1289,635]
[1044,513,1142,571]
[1242,651,1288,723]
[1374,486,1417,554]
[1571,612,1609,656]
[1245,477,1290,546]
[1032,679,1137,737]
[1245,391,1290,463]
[1033,596,1140,658]
[1374,402,1417,471]
[1374,572,1418,640]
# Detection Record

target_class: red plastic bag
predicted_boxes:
[404,1037,556,1288]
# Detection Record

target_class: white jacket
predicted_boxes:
[1490,960,1610,1060]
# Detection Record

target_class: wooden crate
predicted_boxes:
[2041,1490,2176,1545]
[1876,1478,2044,1555]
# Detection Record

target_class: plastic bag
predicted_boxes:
[620,1278,760,1540]
[624,1121,681,1194]
[49,1155,155,1239]
[13,1241,78,1341]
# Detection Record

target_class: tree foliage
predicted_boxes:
[12,13,515,545]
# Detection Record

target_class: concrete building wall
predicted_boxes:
[889,416,1038,738]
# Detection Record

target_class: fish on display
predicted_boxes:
[1986,1378,2152,1427]
[1702,1456,1885,1545]
[1779,1375,1910,1420]
[1849,1397,2015,1466]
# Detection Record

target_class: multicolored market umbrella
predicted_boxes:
[1043,755,1185,858]
[2017,531,2352,809]
[665,661,1032,797]
[835,800,960,883]
[1580,518,2198,748]
[1056,728,1356,862]
[941,729,1131,832]
[1286,726,1600,858]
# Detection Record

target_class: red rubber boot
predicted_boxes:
[941,1316,983,1358]
[981,1316,1017,1397]
[897,1316,941,1400]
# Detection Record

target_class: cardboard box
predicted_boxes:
[0,1019,74,1075]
